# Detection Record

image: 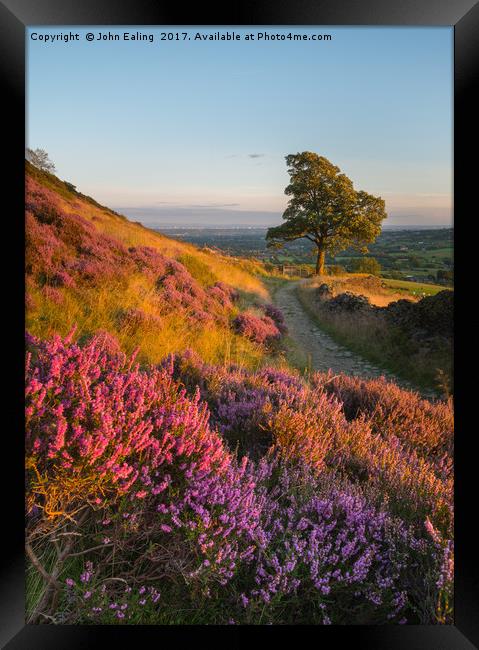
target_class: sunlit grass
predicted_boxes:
[383,278,451,297]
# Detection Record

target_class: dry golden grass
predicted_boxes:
[307,273,417,306]
[53,193,268,299]
[26,273,269,370]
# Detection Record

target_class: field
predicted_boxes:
[162,226,453,287]
[382,278,450,297]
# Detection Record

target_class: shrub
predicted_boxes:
[262,303,288,335]
[352,257,381,276]
[26,332,452,625]
[233,311,281,346]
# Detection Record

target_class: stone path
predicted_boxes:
[274,280,432,396]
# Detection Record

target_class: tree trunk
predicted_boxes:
[315,246,326,275]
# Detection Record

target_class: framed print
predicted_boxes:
[1,0,478,647]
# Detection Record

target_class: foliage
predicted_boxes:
[352,257,381,276]
[26,148,56,173]
[26,332,453,625]
[266,153,387,274]
[327,264,346,276]
[232,311,281,347]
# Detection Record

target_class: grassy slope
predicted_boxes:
[25,162,274,369]
[26,162,268,297]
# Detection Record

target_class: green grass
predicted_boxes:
[418,247,453,259]
[382,278,451,296]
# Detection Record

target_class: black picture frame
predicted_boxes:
[1,1,477,648]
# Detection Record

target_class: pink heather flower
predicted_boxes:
[103,537,111,544]
[135,490,147,499]
[139,599,146,606]
[160,524,172,533]
[116,611,125,619]
[65,578,75,587]
[84,591,92,600]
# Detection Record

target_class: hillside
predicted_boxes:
[25,162,277,368]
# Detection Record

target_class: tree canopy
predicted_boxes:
[266,152,387,274]
[352,257,382,276]
[26,148,56,174]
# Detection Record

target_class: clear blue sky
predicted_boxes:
[27,26,452,226]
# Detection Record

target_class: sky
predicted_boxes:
[27,26,453,227]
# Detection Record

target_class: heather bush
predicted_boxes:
[263,303,288,335]
[26,330,231,526]
[334,417,453,538]
[239,456,445,625]
[155,260,235,326]
[233,311,282,346]
[314,373,453,461]
[168,351,307,455]
[171,354,453,537]
[25,332,453,625]
[25,331,262,622]
[128,245,169,279]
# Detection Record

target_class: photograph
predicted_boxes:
[1,0,476,643]
[23,24,457,628]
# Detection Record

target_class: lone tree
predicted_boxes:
[266,152,387,275]
[26,148,56,174]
